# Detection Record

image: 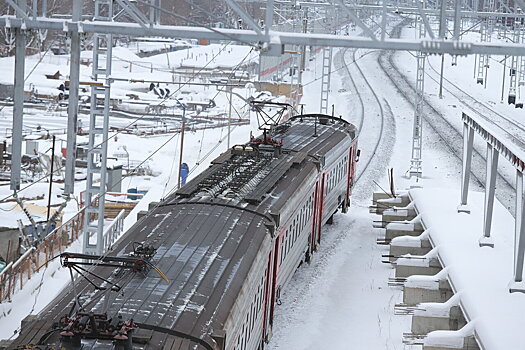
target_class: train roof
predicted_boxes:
[174,114,357,206]
[9,114,357,350]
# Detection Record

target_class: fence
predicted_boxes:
[0,207,85,303]
[103,209,125,252]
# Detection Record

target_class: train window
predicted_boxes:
[241,325,245,350]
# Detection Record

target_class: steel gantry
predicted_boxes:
[408,15,427,178]
[320,46,333,114]
[83,0,114,255]
[508,26,519,104]
[475,0,495,86]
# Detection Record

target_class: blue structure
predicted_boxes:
[180,163,189,185]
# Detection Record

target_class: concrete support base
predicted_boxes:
[385,225,425,241]
[371,192,411,215]
[404,280,453,305]
[412,306,466,334]
[424,336,480,350]
[396,259,442,278]
[390,239,432,261]
[383,208,417,223]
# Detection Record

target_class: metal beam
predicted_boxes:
[511,170,525,292]
[4,16,525,55]
[265,0,274,36]
[453,0,462,40]
[415,0,436,39]
[330,0,378,41]
[3,0,29,20]
[225,0,263,35]
[458,122,474,212]
[64,0,81,195]
[113,0,149,27]
[439,0,448,38]
[10,27,24,191]
[277,1,525,19]
[480,143,498,247]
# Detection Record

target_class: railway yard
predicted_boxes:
[1,2,525,350]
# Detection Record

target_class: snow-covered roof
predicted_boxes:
[409,187,525,350]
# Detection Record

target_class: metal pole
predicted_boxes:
[301,10,308,72]
[177,107,186,190]
[502,55,507,102]
[480,143,498,247]
[439,0,448,39]
[265,0,274,37]
[228,86,232,149]
[459,122,474,210]
[511,170,525,292]
[439,54,445,98]
[11,27,26,191]
[47,135,56,222]
[65,0,81,195]
[453,0,462,40]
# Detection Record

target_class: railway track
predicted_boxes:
[424,56,525,146]
[332,22,397,195]
[376,20,516,212]
[346,47,392,187]
[269,30,403,349]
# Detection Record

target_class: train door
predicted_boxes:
[262,250,273,341]
[346,146,355,202]
[311,182,319,254]
[317,173,326,245]
[268,236,280,330]
[312,174,326,251]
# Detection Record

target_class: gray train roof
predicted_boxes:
[174,114,357,207]
[9,115,357,349]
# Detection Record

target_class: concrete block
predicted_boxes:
[386,227,425,240]
[412,315,451,334]
[404,286,451,305]
[423,336,479,350]
[395,259,442,278]
[390,245,431,260]
[403,279,453,305]
[411,306,466,334]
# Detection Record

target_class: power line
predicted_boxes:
[0,42,248,205]
[86,42,233,153]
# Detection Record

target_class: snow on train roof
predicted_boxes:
[174,114,357,205]
[30,202,271,349]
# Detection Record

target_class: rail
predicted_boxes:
[0,207,85,303]
[103,209,125,252]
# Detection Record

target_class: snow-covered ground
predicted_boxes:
[1,16,524,349]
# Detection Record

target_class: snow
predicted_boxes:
[405,267,449,290]
[386,221,415,231]
[423,322,476,348]
[410,188,525,350]
[396,247,439,268]
[391,229,430,248]
[413,293,461,317]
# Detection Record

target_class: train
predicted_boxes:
[8,113,359,350]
